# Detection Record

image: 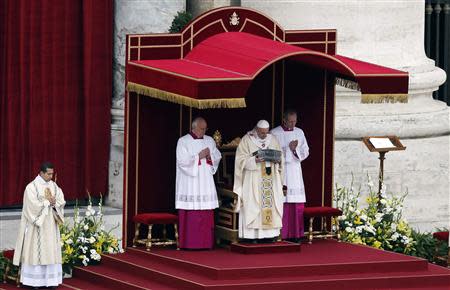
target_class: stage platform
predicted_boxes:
[2,240,449,289]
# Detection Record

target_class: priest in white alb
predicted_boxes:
[271,109,309,242]
[13,162,65,288]
[233,120,285,242]
[175,117,222,249]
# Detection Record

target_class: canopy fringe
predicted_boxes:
[127,82,246,109]
[335,77,360,91]
[361,94,408,104]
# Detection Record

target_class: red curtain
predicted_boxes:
[0,0,112,206]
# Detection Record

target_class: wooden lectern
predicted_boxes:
[362,136,406,203]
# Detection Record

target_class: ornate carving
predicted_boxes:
[229,12,240,26]
[213,130,222,147]
[220,137,241,149]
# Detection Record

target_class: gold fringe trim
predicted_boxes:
[127,82,246,109]
[335,77,360,91]
[361,94,408,104]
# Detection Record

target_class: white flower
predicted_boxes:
[119,249,125,253]
[368,180,374,188]
[390,223,397,231]
[391,232,399,241]
[348,206,355,212]
[380,199,387,205]
[375,213,383,223]
[339,214,347,221]
[107,247,114,254]
[84,224,89,230]
[355,226,363,234]
[360,214,367,221]
[345,227,353,233]
[66,238,73,245]
[355,210,361,215]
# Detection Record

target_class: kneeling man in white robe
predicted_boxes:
[175,117,222,249]
[233,120,285,242]
[14,162,65,288]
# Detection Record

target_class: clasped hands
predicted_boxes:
[198,147,211,160]
[289,139,298,152]
[46,196,56,207]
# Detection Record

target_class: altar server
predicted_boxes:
[233,120,285,242]
[175,117,222,249]
[271,109,309,242]
[13,162,65,288]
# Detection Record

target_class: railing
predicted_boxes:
[425,0,450,105]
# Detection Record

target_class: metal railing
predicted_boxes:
[425,0,450,105]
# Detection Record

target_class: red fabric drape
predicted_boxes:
[0,0,112,206]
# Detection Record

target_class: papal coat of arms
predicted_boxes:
[229,12,240,26]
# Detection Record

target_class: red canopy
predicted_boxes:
[127,32,408,109]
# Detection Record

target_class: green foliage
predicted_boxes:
[410,229,449,263]
[0,252,6,282]
[169,11,193,33]
[0,252,19,283]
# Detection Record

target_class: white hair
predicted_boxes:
[191,117,206,129]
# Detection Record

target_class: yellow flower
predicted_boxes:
[65,246,74,256]
[354,216,362,225]
[373,240,382,249]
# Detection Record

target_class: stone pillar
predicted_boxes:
[108,0,185,208]
[242,0,449,231]
[188,0,241,17]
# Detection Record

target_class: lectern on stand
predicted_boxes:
[362,136,406,204]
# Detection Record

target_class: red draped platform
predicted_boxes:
[3,240,445,289]
[123,7,409,248]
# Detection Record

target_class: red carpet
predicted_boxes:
[2,240,449,289]
[230,241,301,254]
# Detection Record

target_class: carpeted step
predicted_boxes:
[103,248,450,289]
[73,264,183,290]
[72,259,201,290]
[125,245,430,280]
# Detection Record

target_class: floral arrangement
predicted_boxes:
[334,178,415,254]
[60,195,122,274]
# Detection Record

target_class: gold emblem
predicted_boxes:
[213,130,222,147]
[262,208,273,225]
[44,188,53,199]
[229,12,240,26]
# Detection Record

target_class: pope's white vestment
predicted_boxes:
[233,130,285,239]
[13,175,65,287]
[271,126,309,203]
[175,133,222,210]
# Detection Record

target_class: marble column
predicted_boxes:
[241,0,449,231]
[108,0,185,208]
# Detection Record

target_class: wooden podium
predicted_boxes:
[362,136,406,202]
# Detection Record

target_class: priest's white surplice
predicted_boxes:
[175,134,222,210]
[233,131,285,239]
[271,126,309,203]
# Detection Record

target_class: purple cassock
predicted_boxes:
[178,209,215,249]
[281,203,305,239]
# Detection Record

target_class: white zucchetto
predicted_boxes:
[256,120,270,129]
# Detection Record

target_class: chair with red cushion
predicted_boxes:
[432,231,449,267]
[132,213,179,251]
[2,249,20,286]
[303,206,343,244]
